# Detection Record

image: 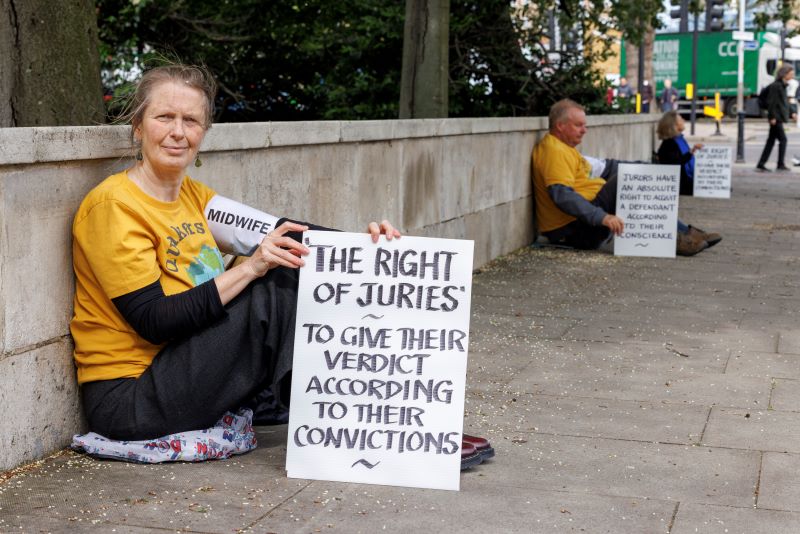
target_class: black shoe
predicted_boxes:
[756,165,771,172]
[776,165,791,172]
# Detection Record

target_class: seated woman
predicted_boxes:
[71,63,490,470]
[656,111,703,196]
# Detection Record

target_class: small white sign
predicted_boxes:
[744,41,758,51]
[694,145,732,199]
[286,231,474,491]
[732,30,755,41]
[614,164,680,258]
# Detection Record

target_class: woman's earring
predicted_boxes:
[194,155,203,168]
[136,150,143,161]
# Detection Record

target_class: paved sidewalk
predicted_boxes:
[2,165,800,533]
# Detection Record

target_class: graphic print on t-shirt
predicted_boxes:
[186,244,225,286]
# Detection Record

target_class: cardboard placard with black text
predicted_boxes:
[286,231,474,491]
[614,163,680,258]
[694,145,732,199]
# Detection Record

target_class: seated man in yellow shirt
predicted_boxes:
[532,99,720,256]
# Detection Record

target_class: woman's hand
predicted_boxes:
[245,221,310,277]
[691,143,704,153]
[367,220,402,243]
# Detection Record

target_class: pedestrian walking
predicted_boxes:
[756,65,796,172]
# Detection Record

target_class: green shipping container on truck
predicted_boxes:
[620,31,800,117]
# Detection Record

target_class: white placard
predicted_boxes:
[205,195,280,255]
[614,164,680,258]
[693,145,732,199]
[286,231,474,491]
[732,30,755,41]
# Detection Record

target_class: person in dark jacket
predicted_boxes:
[656,111,703,195]
[756,65,796,172]
[640,80,654,113]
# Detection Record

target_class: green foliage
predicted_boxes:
[609,0,663,44]
[97,0,664,121]
[98,0,405,121]
[751,0,800,37]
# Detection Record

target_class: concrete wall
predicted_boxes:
[0,114,656,470]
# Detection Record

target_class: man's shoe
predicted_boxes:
[461,441,483,470]
[687,225,722,248]
[756,165,771,172]
[676,231,709,257]
[776,165,791,172]
[792,156,800,166]
[463,434,495,460]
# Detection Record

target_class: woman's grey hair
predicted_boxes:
[549,99,585,131]
[656,110,682,140]
[118,62,217,143]
[776,64,795,81]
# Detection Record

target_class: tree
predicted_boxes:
[96,0,666,121]
[752,0,800,41]
[449,0,664,117]
[0,0,104,127]
[97,0,405,122]
[399,0,450,118]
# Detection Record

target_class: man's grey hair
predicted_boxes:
[549,99,585,131]
[776,64,795,81]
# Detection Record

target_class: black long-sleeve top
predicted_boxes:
[657,138,694,196]
[112,217,335,344]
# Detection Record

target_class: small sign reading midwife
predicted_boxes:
[614,163,680,258]
[286,231,474,491]
[694,145,732,199]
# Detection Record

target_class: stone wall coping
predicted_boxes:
[0,115,657,166]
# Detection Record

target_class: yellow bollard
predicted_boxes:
[636,93,641,114]
[686,83,694,100]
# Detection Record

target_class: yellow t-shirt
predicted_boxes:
[532,133,606,232]
[71,171,223,384]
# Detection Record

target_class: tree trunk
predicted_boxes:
[0,0,104,127]
[624,26,655,108]
[643,27,655,88]
[399,0,449,119]
[625,40,638,90]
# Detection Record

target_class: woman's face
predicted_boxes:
[676,116,686,134]
[135,81,207,176]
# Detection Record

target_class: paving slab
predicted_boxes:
[451,434,759,508]
[0,449,308,533]
[755,452,800,512]
[726,351,800,379]
[254,482,676,534]
[469,309,579,342]
[702,408,800,453]
[464,393,709,445]
[671,503,800,534]
[507,361,771,409]
[766,378,800,412]
[778,330,800,355]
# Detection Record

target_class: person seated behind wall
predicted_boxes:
[656,111,703,196]
[531,99,722,256]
